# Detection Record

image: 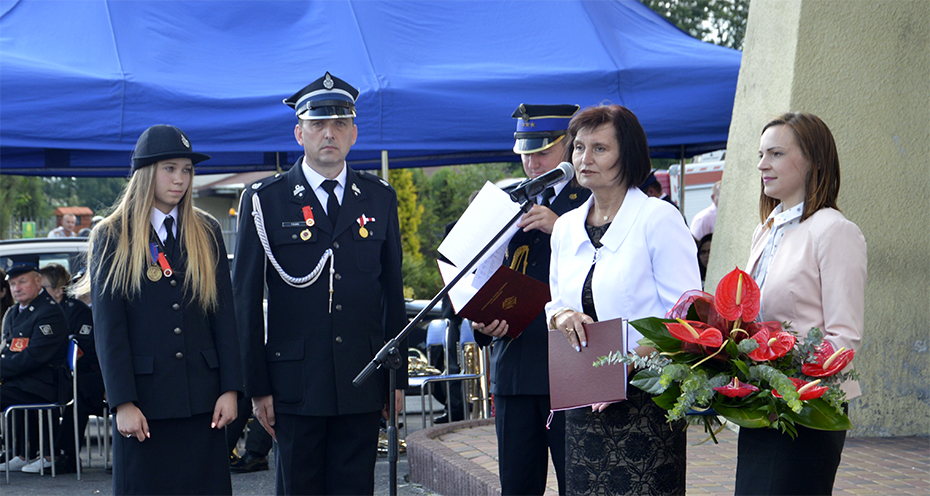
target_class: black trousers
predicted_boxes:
[495,394,566,495]
[735,425,847,495]
[0,386,57,459]
[274,411,381,496]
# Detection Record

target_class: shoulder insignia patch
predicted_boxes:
[39,324,53,336]
[79,324,92,335]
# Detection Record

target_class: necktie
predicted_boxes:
[540,187,556,208]
[164,216,177,258]
[321,180,341,225]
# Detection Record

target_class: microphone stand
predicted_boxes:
[353,198,535,496]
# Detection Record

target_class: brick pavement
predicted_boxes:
[407,419,929,496]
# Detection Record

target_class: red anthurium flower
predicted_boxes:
[747,328,796,361]
[714,377,759,398]
[714,267,761,323]
[772,377,827,401]
[802,341,855,377]
[666,319,723,348]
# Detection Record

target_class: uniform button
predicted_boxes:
[170,279,178,287]
[530,261,537,267]
[335,304,343,311]
[333,241,340,249]
[334,273,341,280]
[175,352,183,359]
[174,328,182,335]
[533,238,540,244]
[275,352,281,357]
[292,234,298,239]
[172,303,180,310]
[335,336,343,344]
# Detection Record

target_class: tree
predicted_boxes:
[43,176,126,213]
[0,176,51,237]
[641,0,749,50]
[388,168,424,263]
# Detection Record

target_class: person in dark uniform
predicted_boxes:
[0,256,69,471]
[471,104,589,495]
[37,264,105,473]
[80,125,242,495]
[233,72,407,495]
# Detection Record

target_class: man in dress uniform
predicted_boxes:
[233,72,406,495]
[0,256,69,471]
[472,104,589,495]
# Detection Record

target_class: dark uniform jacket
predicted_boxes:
[91,215,242,420]
[60,297,99,375]
[474,183,589,395]
[0,290,69,401]
[233,161,407,417]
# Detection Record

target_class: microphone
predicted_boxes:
[509,162,575,203]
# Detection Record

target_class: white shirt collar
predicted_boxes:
[766,201,804,229]
[301,158,347,192]
[151,206,180,241]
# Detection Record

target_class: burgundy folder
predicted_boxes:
[548,318,628,411]
[457,266,550,339]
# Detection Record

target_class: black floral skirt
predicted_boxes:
[565,385,686,495]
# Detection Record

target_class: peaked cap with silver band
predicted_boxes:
[284,72,359,120]
[512,103,580,154]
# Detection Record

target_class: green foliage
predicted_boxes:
[415,162,521,262]
[388,168,424,263]
[0,176,51,237]
[43,176,126,212]
[641,0,750,50]
[400,255,442,300]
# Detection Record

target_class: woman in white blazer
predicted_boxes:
[546,105,701,495]
[736,112,867,495]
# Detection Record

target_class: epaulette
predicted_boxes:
[357,170,394,191]
[247,173,285,193]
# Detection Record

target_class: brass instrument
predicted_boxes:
[460,341,491,419]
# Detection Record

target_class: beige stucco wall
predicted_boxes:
[709,0,930,436]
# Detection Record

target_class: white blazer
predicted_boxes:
[546,187,702,346]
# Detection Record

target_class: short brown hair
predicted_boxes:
[564,105,652,189]
[759,112,840,222]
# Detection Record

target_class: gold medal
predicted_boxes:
[359,226,369,238]
[147,265,163,282]
[300,229,312,240]
[305,218,315,227]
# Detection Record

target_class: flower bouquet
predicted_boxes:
[594,267,856,441]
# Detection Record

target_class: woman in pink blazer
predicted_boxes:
[736,112,867,495]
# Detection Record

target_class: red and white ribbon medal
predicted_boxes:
[357,214,375,238]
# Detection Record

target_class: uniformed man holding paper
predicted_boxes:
[471,104,589,495]
[233,72,406,495]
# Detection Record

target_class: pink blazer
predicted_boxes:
[747,208,867,398]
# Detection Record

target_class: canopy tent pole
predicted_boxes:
[381,150,389,179]
[678,145,686,220]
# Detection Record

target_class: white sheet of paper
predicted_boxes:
[437,181,522,269]
[437,259,476,314]
[472,245,505,290]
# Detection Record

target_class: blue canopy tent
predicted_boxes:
[0,0,740,177]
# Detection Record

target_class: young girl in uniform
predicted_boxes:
[79,125,242,495]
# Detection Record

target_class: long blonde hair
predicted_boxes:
[74,164,220,311]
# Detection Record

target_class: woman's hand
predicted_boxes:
[115,402,150,442]
[591,402,612,412]
[552,309,594,352]
[211,390,238,429]
[472,319,509,338]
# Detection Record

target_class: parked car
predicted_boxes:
[0,237,89,276]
